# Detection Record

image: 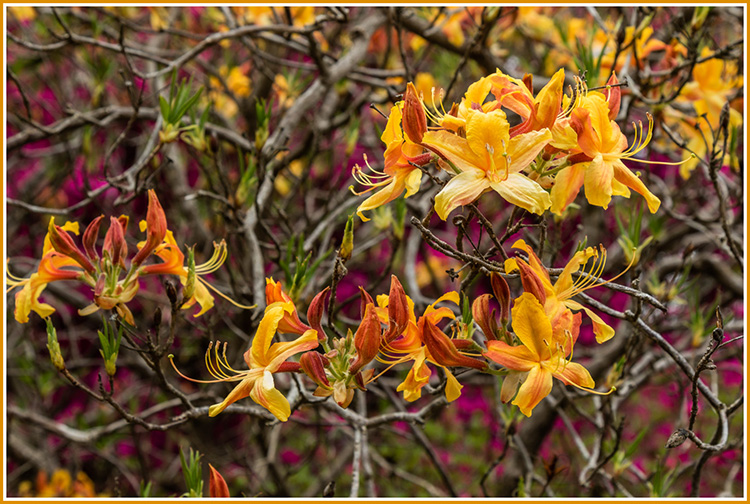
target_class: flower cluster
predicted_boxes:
[352,70,670,221]
[175,243,621,420]
[7,190,251,326]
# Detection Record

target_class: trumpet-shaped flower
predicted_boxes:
[484,293,595,416]
[172,305,319,421]
[549,89,661,215]
[505,239,629,343]
[422,108,552,219]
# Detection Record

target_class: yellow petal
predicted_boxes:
[484,340,538,371]
[250,370,292,421]
[582,154,613,209]
[552,361,595,389]
[265,329,319,371]
[549,163,586,216]
[612,161,661,213]
[507,128,552,173]
[434,169,489,220]
[489,173,551,215]
[510,293,553,360]
[443,367,463,402]
[512,365,552,417]
[208,372,260,417]
[248,305,286,367]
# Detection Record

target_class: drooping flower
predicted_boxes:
[422,108,553,219]
[172,305,319,421]
[484,293,595,416]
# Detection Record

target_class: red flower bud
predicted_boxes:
[517,261,547,306]
[132,190,167,266]
[522,73,533,92]
[471,294,499,341]
[300,351,331,390]
[275,361,302,373]
[383,275,410,344]
[403,82,427,143]
[208,464,230,498]
[82,215,104,263]
[490,273,511,324]
[307,286,330,342]
[605,73,621,120]
[422,318,488,371]
[349,303,382,375]
[102,216,127,268]
[47,220,95,274]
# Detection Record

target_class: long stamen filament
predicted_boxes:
[197,277,256,309]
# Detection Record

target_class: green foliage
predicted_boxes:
[179,447,204,498]
[97,317,123,377]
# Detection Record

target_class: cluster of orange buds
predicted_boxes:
[7,190,251,326]
[352,69,694,222]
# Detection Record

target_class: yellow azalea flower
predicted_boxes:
[674,47,743,178]
[600,26,667,74]
[484,293,595,416]
[374,291,472,402]
[225,66,252,98]
[505,239,632,344]
[352,103,426,221]
[139,230,254,317]
[172,306,319,421]
[549,90,661,215]
[9,6,36,22]
[414,72,437,108]
[422,108,552,219]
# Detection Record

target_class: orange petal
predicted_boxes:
[512,365,553,417]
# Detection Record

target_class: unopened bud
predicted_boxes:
[472,294,499,341]
[490,273,511,324]
[300,351,331,390]
[102,216,127,268]
[402,82,427,143]
[82,215,104,263]
[208,464,230,498]
[45,318,65,371]
[349,303,382,375]
[166,281,178,305]
[48,220,95,274]
[338,214,354,262]
[605,73,621,120]
[383,275,410,344]
[358,286,374,320]
[665,428,689,449]
[307,287,330,342]
[132,190,168,266]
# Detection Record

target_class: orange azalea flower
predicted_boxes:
[549,79,661,215]
[505,239,633,344]
[264,278,312,335]
[172,305,319,421]
[352,102,429,221]
[422,108,552,219]
[484,293,595,417]
[374,291,482,402]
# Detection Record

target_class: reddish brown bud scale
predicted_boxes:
[402,82,427,143]
[349,303,382,375]
[516,261,547,306]
[307,286,330,342]
[422,319,488,371]
[208,464,230,498]
[490,273,511,323]
[276,361,302,373]
[82,215,104,263]
[522,73,533,92]
[300,351,331,389]
[132,190,168,266]
[48,221,95,274]
[383,275,409,344]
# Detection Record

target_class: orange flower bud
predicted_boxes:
[300,351,331,390]
[82,215,104,263]
[208,464,230,498]
[605,73,621,120]
[349,303,382,375]
[490,273,511,324]
[471,294,499,341]
[47,220,95,274]
[307,286,330,342]
[383,275,410,344]
[516,261,547,306]
[522,73,533,92]
[276,361,302,373]
[422,319,488,371]
[402,82,427,143]
[358,286,374,319]
[132,190,167,266]
[102,216,127,268]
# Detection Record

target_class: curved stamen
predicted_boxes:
[196,277,256,309]
[195,241,228,275]
[168,352,244,384]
